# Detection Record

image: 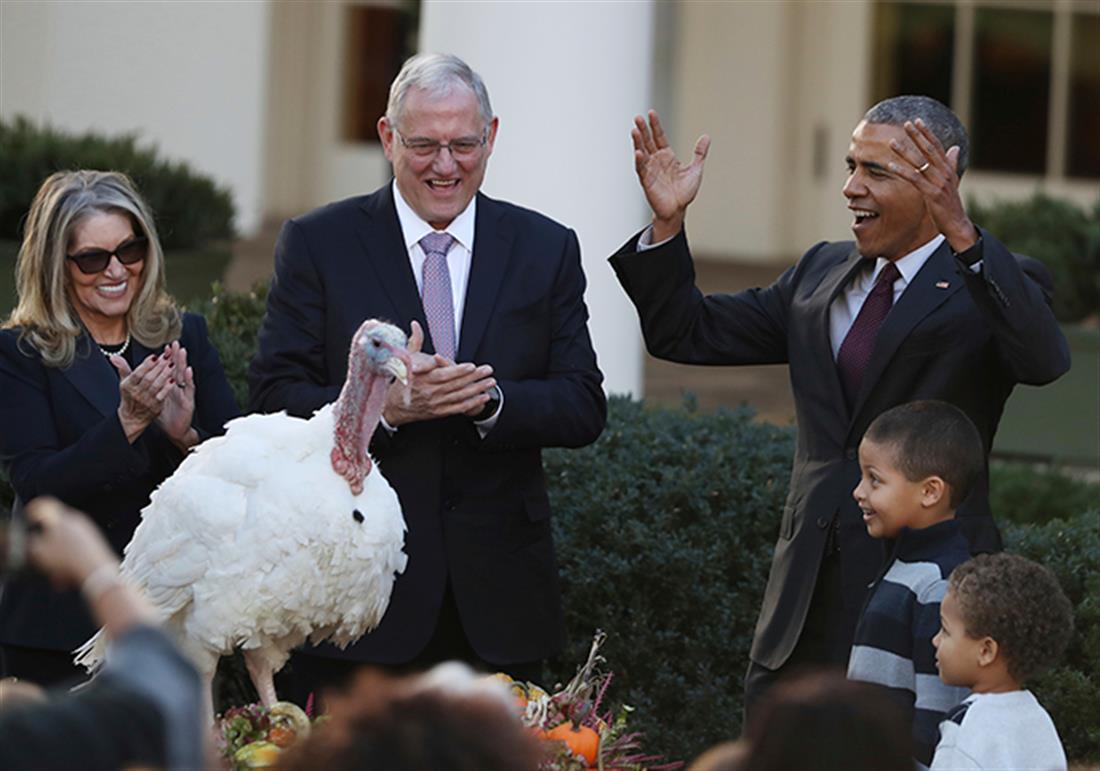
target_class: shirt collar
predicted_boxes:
[872,233,945,286]
[392,179,477,253]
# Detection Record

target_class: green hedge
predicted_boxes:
[2,283,1098,763]
[990,462,1100,527]
[543,396,792,761]
[1003,512,1100,761]
[969,193,1100,324]
[0,116,235,250]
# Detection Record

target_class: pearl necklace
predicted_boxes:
[97,333,131,358]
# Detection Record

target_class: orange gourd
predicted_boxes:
[545,721,599,765]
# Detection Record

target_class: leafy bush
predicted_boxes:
[968,193,1100,323]
[0,116,235,250]
[544,396,794,762]
[1003,512,1100,762]
[184,282,268,410]
[990,461,1100,526]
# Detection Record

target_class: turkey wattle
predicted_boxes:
[75,319,412,713]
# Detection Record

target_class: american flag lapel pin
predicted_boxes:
[936,281,950,289]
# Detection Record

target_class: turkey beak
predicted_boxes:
[382,347,411,385]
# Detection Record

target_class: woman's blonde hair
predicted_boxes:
[4,170,181,368]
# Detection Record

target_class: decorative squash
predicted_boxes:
[546,721,600,765]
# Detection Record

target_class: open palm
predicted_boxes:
[632,110,710,227]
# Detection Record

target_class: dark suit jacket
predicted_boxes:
[247,184,606,665]
[0,313,239,652]
[610,228,1069,670]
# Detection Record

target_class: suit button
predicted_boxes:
[816,516,830,529]
[845,447,857,460]
[443,499,455,512]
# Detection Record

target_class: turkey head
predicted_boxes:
[331,320,411,494]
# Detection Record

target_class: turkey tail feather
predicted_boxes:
[73,629,106,673]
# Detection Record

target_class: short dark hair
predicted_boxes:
[864,400,984,508]
[863,95,970,178]
[742,672,913,771]
[949,553,1074,684]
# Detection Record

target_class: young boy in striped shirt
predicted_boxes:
[846,400,982,767]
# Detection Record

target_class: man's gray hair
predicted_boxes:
[386,53,493,130]
[863,95,970,178]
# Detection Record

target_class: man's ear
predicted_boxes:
[977,636,998,668]
[920,475,947,508]
[378,117,396,161]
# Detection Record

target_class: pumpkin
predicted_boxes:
[545,721,600,765]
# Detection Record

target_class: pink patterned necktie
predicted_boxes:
[419,231,456,361]
[836,260,901,406]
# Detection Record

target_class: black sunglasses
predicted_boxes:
[66,236,148,274]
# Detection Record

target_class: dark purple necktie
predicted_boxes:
[419,231,455,361]
[837,261,901,406]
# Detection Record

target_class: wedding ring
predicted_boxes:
[177,382,187,388]
[917,162,931,173]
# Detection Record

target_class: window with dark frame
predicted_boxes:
[872,1,1098,179]
[342,1,421,144]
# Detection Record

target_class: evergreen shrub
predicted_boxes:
[969,193,1100,324]
[990,461,1099,526]
[1003,512,1100,762]
[543,396,794,762]
[0,116,235,250]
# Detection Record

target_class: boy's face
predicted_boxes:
[933,588,985,687]
[853,437,929,539]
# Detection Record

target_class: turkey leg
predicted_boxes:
[243,649,278,707]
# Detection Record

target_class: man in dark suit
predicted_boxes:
[248,53,606,693]
[609,96,1069,716]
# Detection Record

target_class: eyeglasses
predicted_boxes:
[66,236,148,274]
[395,129,488,160]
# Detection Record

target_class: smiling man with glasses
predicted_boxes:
[249,53,606,704]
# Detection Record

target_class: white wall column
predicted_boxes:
[420,1,654,398]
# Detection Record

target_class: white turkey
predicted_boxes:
[75,319,412,715]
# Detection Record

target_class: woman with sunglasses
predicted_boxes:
[0,170,239,686]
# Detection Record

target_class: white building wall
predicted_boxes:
[420,0,655,397]
[0,0,269,235]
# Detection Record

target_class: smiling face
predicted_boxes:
[66,210,145,341]
[933,588,986,688]
[379,84,497,229]
[843,120,939,262]
[852,437,931,539]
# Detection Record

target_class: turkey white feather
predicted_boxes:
[75,319,411,714]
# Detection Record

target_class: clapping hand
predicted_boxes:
[631,110,711,243]
[886,118,978,254]
[112,349,176,443]
[155,341,199,451]
[383,321,495,427]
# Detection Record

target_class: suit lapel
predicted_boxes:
[807,248,867,421]
[352,185,429,346]
[60,334,121,417]
[457,194,513,362]
[851,241,963,416]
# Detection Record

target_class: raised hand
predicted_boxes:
[156,341,198,451]
[383,320,495,427]
[631,110,711,242]
[112,350,175,443]
[887,118,978,254]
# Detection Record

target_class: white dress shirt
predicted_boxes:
[389,181,501,432]
[828,234,944,358]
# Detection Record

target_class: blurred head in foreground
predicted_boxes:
[274,661,543,771]
[741,671,913,771]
